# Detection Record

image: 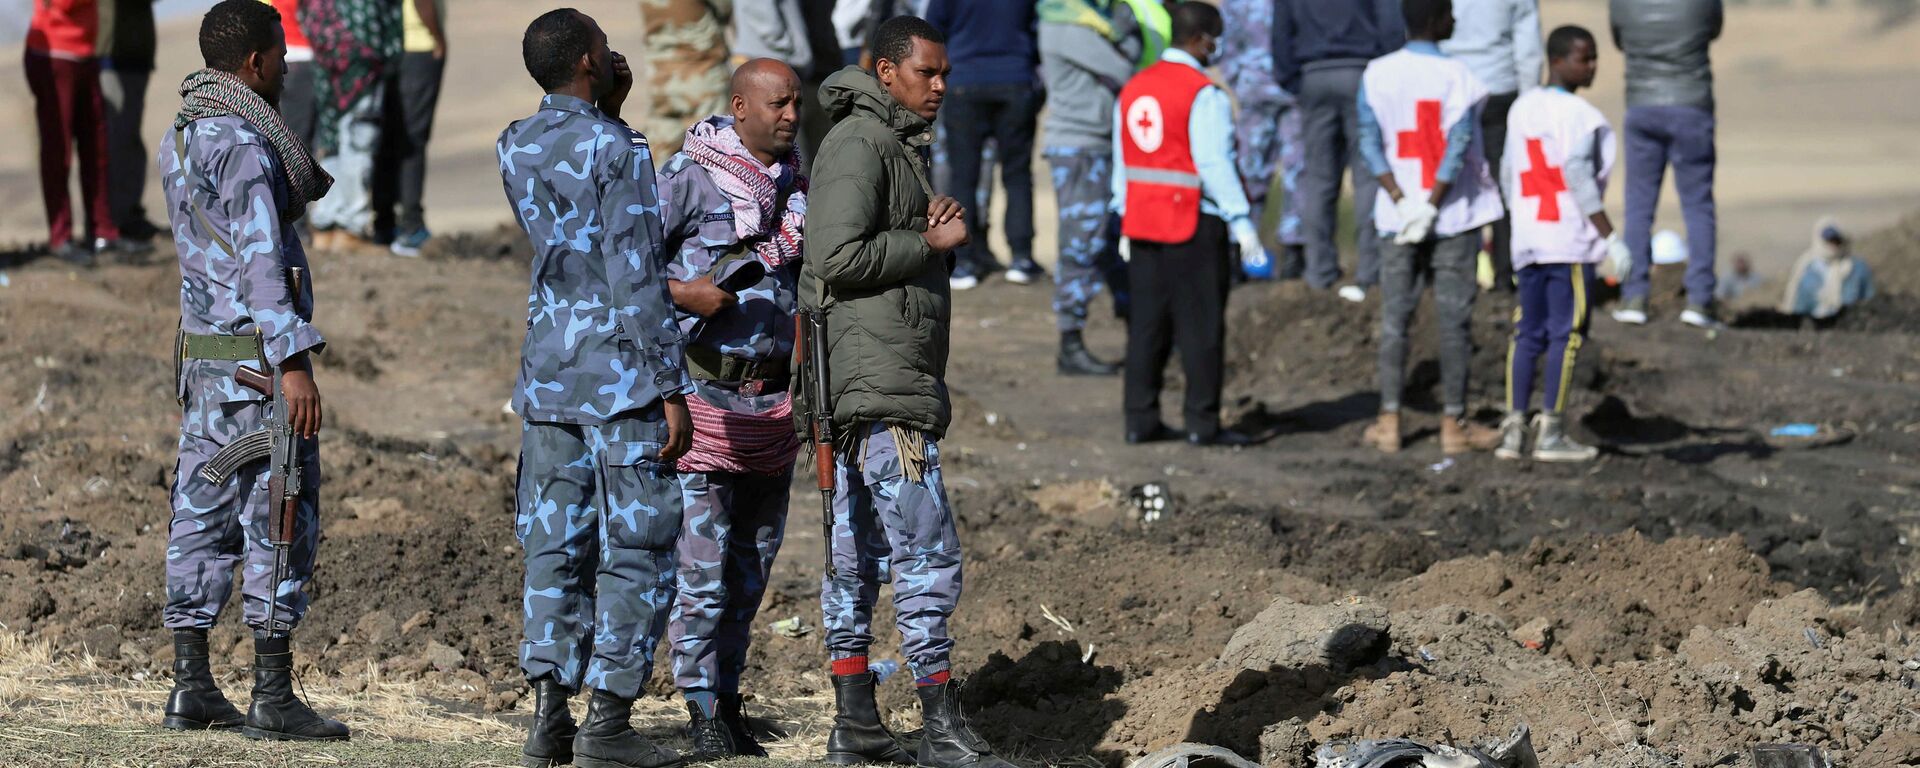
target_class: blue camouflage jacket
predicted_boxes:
[159,116,325,433]
[498,94,692,424]
[656,149,801,365]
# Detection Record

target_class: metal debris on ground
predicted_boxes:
[1750,743,1831,768]
[1315,723,1538,768]
[1128,743,1262,768]
[1129,482,1171,524]
[768,617,812,638]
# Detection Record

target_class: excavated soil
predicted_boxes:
[1,211,1917,765]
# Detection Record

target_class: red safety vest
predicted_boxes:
[1117,61,1213,244]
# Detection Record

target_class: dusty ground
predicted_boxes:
[2,1,1919,765]
[1,202,1918,765]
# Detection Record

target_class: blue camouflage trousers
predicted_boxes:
[821,423,962,679]
[1047,146,1124,333]
[667,468,791,693]
[1236,101,1306,249]
[165,397,321,638]
[516,406,681,698]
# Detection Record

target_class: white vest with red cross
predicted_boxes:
[1361,49,1505,239]
[1117,60,1215,244]
[1503,88,1617,268]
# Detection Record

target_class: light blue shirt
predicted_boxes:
[1357,41,1479,187]
[1439,0,1544,95]
[1110,48,1257,242]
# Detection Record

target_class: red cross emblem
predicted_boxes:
[1519,138,1568,222]
[1125,96,1166,153]
[1396,100,1446,191]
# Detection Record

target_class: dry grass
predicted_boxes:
[0,631,837,767]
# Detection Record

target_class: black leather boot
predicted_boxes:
[572,689,682,768]
[1057,331,1121,376]
[161,629,244,730]
[825,673,915,766]
[916,681,1015,768]
[522,676,578,768]
[684,699,738,762]
[718,693,768,758]
[241,636,350,741]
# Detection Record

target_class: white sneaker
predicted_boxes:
[1004,267,1036,285]
[1337,285,1367,303]
[1612,307,1648,325]
[1679,307,1723,330]
[949,274,980,291]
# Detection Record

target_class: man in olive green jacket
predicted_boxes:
[800,15,1017,768]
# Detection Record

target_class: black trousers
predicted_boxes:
[941,82,1040,267]
[1481,91,1518,291]
[1125,215,1231,438]
[373,52,444,234]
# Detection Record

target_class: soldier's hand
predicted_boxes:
[668,277,736,318]
[602,51,635,119]
[928,195,965,227]
[659,394,693,462]
[280,358,322,439]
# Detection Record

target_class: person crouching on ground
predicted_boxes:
[158,0,345,741]
[1497,25,1622,463]
[805,15,1022,768]
[498,9,695,768]
[1357,0,1507,456]
[656,58,810,761]
[1112,2,1265,447]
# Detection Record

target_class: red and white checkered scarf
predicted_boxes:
[681,117,807,268]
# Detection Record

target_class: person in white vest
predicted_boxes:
[1497,25,1624,463]
[1355,0,1506,455]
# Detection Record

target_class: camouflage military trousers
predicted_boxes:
[516,407,681,698]
[667,469,791,693]
[639,0,731,158]
[1046,146,1124,332]
[164,397,321,639]
[1236,101,1306,248]
[821,423,963,679]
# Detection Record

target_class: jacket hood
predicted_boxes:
[821,66,932,140]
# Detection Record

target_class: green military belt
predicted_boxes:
[685,345,789,387]
[181,332,263,361]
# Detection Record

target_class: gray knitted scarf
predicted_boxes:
[175,69,333,222]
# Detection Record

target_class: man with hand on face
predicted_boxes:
[159,0,344,741]
[804,15,1017,768]
[655,58,809,761]
[497,9,694,768]
[1112,2,1263,448]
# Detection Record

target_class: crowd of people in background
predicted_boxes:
[23,0,448,265]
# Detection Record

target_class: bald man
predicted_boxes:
[658,58,810,761]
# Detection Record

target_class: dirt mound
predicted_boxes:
[1386,533,1786,664]
[1099,587,1920,768]
[1858,208,1920,297]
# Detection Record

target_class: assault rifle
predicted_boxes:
[197,364,301,637]
[794,310,836,579]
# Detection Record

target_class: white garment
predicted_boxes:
[1504,88,1616,268]
[1362,49,1505,238]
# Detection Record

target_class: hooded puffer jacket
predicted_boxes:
[799,66,953,438]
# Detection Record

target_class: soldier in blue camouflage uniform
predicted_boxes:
[1038,0,1136,376]
[1220,0,1306,279]
[158,0,347,742]
[498,10,693,768]
[656,60,809,761]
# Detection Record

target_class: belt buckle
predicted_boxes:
[739,379,764,397]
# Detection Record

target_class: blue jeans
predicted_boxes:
[1622,105,1717,307]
